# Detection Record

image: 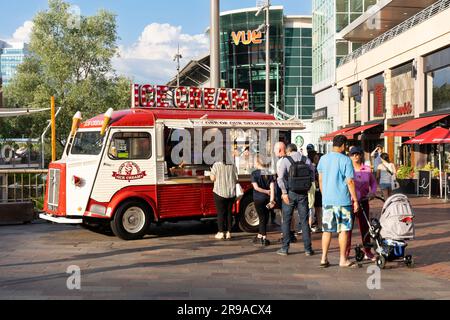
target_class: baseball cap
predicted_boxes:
[349,146,363,155]
[307,144,315,151]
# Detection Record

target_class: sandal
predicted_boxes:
[340,262,357,268]
[320,261,330,268]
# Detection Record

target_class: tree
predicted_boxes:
[2,0,131,152]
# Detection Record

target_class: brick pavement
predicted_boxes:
[0,197,448,300]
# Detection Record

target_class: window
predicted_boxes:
[71,131,104,156]
[108,132,152,160]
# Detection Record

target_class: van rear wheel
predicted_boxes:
[238,196,259,233]
[111,201,151,240]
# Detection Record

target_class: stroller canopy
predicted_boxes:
[380,194,415,240]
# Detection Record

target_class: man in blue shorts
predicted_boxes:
[317,135,359,268]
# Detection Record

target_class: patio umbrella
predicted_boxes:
[405,127,450,199]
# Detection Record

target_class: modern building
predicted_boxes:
[0,42,28,87]
[312,0,378,148]
[333,0,450,169]
[219,6,314,119]
[167,54,210,88]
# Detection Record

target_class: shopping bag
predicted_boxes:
[236,183,244,200]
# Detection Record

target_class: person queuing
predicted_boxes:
[317,135,359,268]
[312,153,324,232]
[210,160,239,241]
[251,154,276,246]
[276,144,315,257]
[274,142,297,243]
[346,147,378,261]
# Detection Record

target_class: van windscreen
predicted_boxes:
[71,131,104,155]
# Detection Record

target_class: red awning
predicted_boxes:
[321,127,356,141]
[343,123,382,139]
[384,114,449,137]
[405,127,450,145]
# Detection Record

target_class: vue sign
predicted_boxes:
[231,30,263,46]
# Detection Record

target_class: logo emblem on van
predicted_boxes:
[113,162,147,182]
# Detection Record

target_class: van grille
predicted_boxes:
[47,169,61,211]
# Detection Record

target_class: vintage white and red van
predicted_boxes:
[40,85,304,240]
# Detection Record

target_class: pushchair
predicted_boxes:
[354,194,415,269]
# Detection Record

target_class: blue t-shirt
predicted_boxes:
[317,152,355,207]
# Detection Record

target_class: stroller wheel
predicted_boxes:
[355,246,365,262]
[377,256,386,269]
[405,255,415,268]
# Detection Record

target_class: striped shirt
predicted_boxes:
[211,162,238,199]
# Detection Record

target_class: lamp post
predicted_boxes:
[174,44,183,87]
[256,0,271,115]
[210,0,220,88]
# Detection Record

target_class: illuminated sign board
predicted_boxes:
[132,84,249,110]
[231,30,263,46]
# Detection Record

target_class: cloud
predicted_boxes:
[113,23,209,84]
[11,21,34,43]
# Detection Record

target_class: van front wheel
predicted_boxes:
[111,201,151,240]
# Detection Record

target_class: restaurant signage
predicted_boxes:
[393,101,413,117]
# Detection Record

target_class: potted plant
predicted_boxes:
[396,165,417,194]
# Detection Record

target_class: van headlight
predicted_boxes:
[89,204,107,216]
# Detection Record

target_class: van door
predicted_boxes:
[91,128,157,205]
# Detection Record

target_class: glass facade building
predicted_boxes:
[0,46,28,86]
[220,7,314,118]
[312,0,376,92]
[284,23,314,117]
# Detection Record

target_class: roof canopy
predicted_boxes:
[384,114,449,137]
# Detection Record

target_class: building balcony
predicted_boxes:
[338,0,450,67]
[339,0,439,43]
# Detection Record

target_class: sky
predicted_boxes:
[0,0,312,83]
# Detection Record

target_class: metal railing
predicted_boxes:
[0,170,47,204]
[338,0,450,67]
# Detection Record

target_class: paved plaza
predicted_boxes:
[0,196,449,300]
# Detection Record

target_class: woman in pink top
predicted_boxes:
[346,147,378,261]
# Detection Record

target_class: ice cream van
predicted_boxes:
[40,84,304,240]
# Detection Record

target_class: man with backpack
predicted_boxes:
[276,144,315,257]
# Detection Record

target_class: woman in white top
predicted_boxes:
[377,153,397,200]
[210,161,239,240]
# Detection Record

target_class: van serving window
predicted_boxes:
[108,132,152,160]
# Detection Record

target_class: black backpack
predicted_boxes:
[287,156,312,194]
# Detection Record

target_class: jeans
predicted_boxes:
[281,191,312,252]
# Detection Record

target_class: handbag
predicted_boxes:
[236,183,244,200]
[391,179,400,191]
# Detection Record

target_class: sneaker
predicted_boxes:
[277,249,289,256]
[225,232,232,240]
[215,232,224,240]
[305,250,315,257]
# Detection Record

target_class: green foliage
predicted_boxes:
[419,163,441,178]
[2,0,131,156]
[396,165,416,180]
